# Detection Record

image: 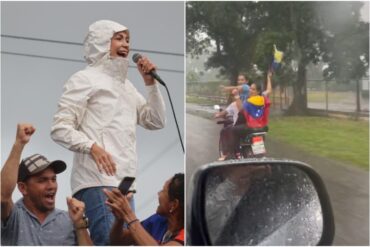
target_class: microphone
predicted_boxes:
[131,53,184,153]
[132,53,165,86]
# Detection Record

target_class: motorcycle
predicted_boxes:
[214,105,268,159]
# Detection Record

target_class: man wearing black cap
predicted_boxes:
[1,123,92,245]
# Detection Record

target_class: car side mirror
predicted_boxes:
[187,159,335,245]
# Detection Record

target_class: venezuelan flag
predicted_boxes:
[271,44,283,71]
[244,96,265,118]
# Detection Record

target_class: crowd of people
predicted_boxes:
[1,20,184,246]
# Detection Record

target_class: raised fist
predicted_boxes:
[16,123,35,145]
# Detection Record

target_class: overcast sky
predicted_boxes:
[1,1,184,220]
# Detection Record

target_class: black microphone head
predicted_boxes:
[132,53,142,63]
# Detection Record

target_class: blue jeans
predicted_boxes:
[74,186,135,246]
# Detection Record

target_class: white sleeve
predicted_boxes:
[225,103,234,116]
[136,83,166,130]
[50,72,96,153]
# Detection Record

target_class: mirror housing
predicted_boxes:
[187,159,335,245]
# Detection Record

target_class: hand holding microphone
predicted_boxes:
[132,53,183,152]
[132,53,165,86]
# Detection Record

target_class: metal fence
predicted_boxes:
[187,81,294,112]
[187,79,370,114]
[306,79,369,113]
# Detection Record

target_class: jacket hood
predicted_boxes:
[83,20,128,65]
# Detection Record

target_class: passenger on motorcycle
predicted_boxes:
[221,71,272,160]
[220,74,250,103]
[214,89,240,126]
[217,74,251,161]
[215,90,240,161]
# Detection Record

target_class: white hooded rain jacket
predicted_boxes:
[51,20,166,194]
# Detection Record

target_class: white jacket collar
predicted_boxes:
[92,54,128,82]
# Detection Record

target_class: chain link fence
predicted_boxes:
[187,78,369,114]
[306,79,369,113]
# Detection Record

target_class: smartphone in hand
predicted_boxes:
[118,177,135,195]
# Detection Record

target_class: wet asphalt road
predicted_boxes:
[186,113,369,246]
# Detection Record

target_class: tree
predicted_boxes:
[318,2,369,114]
[187,1,369,115]
[186,2,262,84]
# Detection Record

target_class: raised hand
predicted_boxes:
[231,88,239,96]
[103,188,136,223]
[16,123,36,145]
[67,197,86,225]
[135,55,157,85]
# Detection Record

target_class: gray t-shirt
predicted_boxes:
[1,199,77,246]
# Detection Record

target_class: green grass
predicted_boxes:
[269,116,369,170]
[186,95,222,105]
[307,91,348,102]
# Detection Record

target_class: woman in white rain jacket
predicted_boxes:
[50,20,166,245]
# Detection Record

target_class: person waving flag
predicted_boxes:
[271,44,283,72]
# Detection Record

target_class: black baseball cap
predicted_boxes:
[17,154,66,182]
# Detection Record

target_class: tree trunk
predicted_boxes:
[280,86,283,110]
[287,60,308,115]
[286,3,308,115]
[325,80,329,115]
[285,86,288,106]
[355,79,361,120]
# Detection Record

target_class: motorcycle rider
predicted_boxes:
[217,74,250,161]
[214,88,240,124]
[220,74,250,102]
[223,70,272,159]
[215,89,240,161]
